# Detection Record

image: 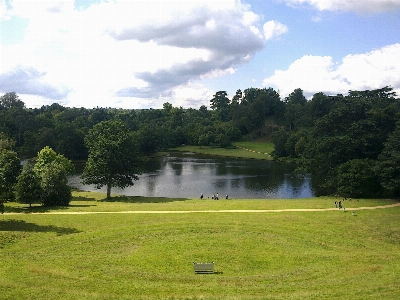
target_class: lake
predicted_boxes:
[69,152,315,199]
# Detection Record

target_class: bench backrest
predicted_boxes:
[193,262,214,274]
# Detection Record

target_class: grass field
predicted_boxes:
[1,192,399,300]
[171,141,274,160]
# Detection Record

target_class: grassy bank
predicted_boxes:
[1,192,399,300]
[171,141,274,160]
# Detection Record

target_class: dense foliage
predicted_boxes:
[33,147,74,206]
[82,120,142,198]
[271,87,400,197]
[14,163,42,207]
[0,149,21,201]
[1,86,399,199]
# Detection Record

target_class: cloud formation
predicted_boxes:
[0,0,287,107]
[108,4,268,97]
[281,0,400,13]
[1,0,397,109]
[263,43,400,98]
[263,20,289,40]
[0,66,70,100]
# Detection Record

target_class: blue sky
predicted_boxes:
[1,0,399,109]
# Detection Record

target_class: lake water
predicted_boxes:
[69,152,315,199]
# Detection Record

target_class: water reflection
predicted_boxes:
[69,152,315,199]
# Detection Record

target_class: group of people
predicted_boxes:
[334,200,343,209]
[200,193,228,200]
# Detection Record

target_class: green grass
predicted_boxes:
[1,192,399,300]
[233,141,274,155]
[171,141,274,160]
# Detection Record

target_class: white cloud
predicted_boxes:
[262,43,400,98]
[106,2,269,97]
[0,0,281,108]
[0,66,70,99]
[171,82,214,108]
[281,0,400,13]
[263,20,288,40]
[0,0,12,20]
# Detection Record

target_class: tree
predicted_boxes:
[376,121,400,196]
[135,123,164,155]
[0,135,20,212]
[231,89,243,104]
[34,146,75,175]
[210,91,230,121]
[293,87,400,195]
[241,88,267,105]
[54,123,87,160]
[34,147,74,206]
[0,132,16,150]
[336,159,381,197]
[198,133,210,148]
[14,163,42,207]
[40,161,71,206]
[0,92,25,109]
[82,120,142,199]
[271,129,289,158]
[284,88,307,106]
[0,149,21,202]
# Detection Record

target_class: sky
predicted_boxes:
[1,0,400,109]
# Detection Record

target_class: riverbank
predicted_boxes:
[1,192,399,300]
[170,141,274,160]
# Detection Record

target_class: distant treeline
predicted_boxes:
[1,86,399,198]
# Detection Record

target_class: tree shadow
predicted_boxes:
[0,219,80,235]
[4,203,96,214]
[101,196,192,204]
[72,196,97,202]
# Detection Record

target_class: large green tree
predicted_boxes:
[14,163,43,207]
[210,91,230,122]
[34,147,74,206]
[34,146,75,175]
[336,159,381,197]
[0,149,21,202]
[40,161,71,206]
[0,92,25,109]
[82,120,142,199]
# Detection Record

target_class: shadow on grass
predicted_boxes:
[101,195,191,204]
[0,219,80,235]
[4,203,96,214]
[72,196,97,202]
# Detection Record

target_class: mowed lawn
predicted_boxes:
[171,141,274,160]
[1,194,399,300]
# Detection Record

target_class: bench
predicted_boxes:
[193,262,214,274]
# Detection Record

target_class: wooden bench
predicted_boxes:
[193,262,214,274]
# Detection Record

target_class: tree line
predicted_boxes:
[270,87,400,197]
[0,86,399,209]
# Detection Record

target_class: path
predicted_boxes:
[3,203,400,215]
[235,146,271,157]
